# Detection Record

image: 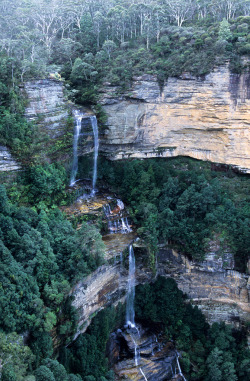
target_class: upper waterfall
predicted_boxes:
[70,110,84,186]
[90,115,99,196]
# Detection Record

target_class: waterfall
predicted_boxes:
[140,368,148,381]
[117,199,124,211]
[103,199,132,234]
[176,353,187,381]
[90,116,99,196]
[70,110,84,186]
[126,245,136,327]
[126,245,148,380]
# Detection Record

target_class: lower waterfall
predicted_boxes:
[122,244,187,381]
[126,244,148,380]
[126,245,136,327]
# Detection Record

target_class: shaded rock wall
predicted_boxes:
[157,248,250,327]
[21,67,250,173]
[100,66,250,173]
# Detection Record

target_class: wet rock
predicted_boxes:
[108,325,180,381]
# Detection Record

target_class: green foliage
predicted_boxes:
[98,157,250,269]
[42,358,68,381]
[135,277,249,381]
[35,366,56,381]
[219,19,233,41]
[0,54,38,161]
[24,163,68,205]
[0,186,105,334]
[0,332,34,380]
[61,306,123,381]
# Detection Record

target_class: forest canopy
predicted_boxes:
[0,0,249,96]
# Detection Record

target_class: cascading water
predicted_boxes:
[117,199,124,211]
[126,245,136,328]
[126,245,148,381]
[90,116,99,196]
[176,353,187,381]
[103,199,132,234]
[70,110,84,186]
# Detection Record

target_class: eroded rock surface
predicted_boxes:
[108,326,179,381]
[100,66,250,173]
[0,145,21,172]
[24,79,69,139]
[157,248,250,326]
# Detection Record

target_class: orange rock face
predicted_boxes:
[100,66,250,173]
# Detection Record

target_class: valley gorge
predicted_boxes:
[18,64,250,332]
[1,3,250,380]
[72,242,250,338]
[1,64,248,331]
[1,64,249,381]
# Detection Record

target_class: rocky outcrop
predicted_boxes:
[157,248,250,327]
[24,79,69,139]
[108,326,179,381]
[0,145,21,172]
[72,245,249,336]
[99,66,250,173]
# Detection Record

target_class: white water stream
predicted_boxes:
[103,200,132,234]
[126,245,148,381]
[90,116,99,196]
[70,110,84,186]
[126,245,136,327]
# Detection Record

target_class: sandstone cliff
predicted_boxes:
[24,79,69,139]
[99,65,250,173]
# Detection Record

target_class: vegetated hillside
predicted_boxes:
[0,184,106,380]
[0,1,249,105]
[97,156,250,272]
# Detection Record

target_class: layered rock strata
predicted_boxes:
[72,247,249,336]
[24,79,69,139]
[108,326,179,381]
[0,145,21,172]
[72,258,153,338]
[157,248,250,327]
[100,66,250,173]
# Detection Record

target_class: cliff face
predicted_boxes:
[24,79,69,139]
[100,66,250,173]
[0,146,21,172]
[72,247,249,336]
[157,248,250,326]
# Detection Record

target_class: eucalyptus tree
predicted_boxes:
[209,0,240,20]
[164,0,197,26]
